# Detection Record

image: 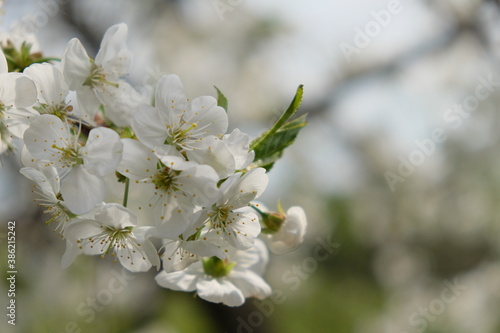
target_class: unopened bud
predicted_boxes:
[262,211,286,233]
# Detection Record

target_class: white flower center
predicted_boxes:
[207,205,232,230]
[34,102,73,120]
[77,225,147,264]
[85,62,119,88]
[152,166,180,192]
[165,121,198,149]
[51,143,84,168]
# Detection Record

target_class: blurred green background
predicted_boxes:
[1,0,500,332]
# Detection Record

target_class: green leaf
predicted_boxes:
[214,86,228,112]
[250,84,303,152]
[253,114,307,158]
[249,85,307,172]
[251,115,307,171]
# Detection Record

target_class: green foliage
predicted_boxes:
[2,41,59,72]
[250,85,307,171]
[214,86,228,112]
[274,274,384,333]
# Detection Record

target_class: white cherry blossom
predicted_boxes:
[132,74,233,176]
[61,23,144,126]
[24,63,75,119]
[156,239,271,306]
[3,63,78,140]
[23,114,122,214]
[133,74,228,151]
[185,129,254,178]
[0,50,37,152]
[20,166,75,236]
[63,203,160,272]
[199,168,269,250]
[117,138,219,236]
[159,228,226,273]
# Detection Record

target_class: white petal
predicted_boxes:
[65,219,103,240]
[3,107,39,138]
[65,90,92,124]
[186,137,235,179]
[161,240,200,273]
[23,114,70,161]
[222,168,268,208]
[95,23,132,77]
[154,74,188,112]
[230,271,272,300]
[234,239,269,275]
[175,164,219,207]
[62,38,91,90]
[142,239,161,269]
[183,238,226,259]
[188,96,228,137]
[76,86,101,119]
[153,200,193,237]
[134,227,161,269]
[82,127,122,176]
[61,239,80,269]
[0,73,37,108]
[196,278,245,307]
[24,63,69,105]
[117,138,157,180]
[224,211,261,250]
[0,49,7,74]
[116,239,153,273]
[154,145,195,170]
[218,172,242,193]
[223,129,255,170]
[60,165,104,214]
[20,166,60,201]
[94,203,136,229]
[155,268,199,292]
[20,144,38,167]
[99,80,144,127]
[132,103,167,148]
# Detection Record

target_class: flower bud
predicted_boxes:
[259,205,307,254]
[261,211,286,233]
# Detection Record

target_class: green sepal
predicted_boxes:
[116,172,128,183]
[260,228,275,235]
[252,203,285,233]
[202,257,236,278]
[118,126,135,139]
[262,212,285,232]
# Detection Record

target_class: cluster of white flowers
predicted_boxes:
[1,23,308,307]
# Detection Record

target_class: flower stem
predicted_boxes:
[123,177,130,207]
[251,204,266,216]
